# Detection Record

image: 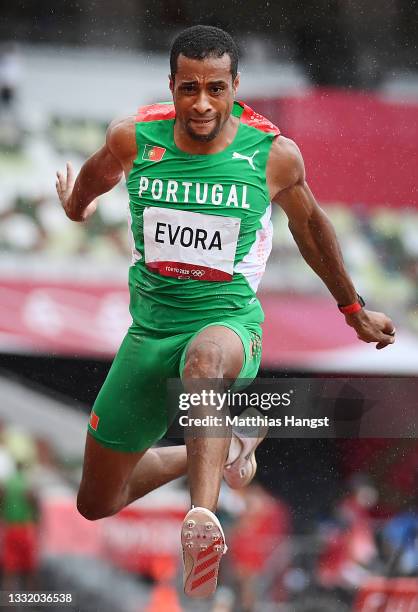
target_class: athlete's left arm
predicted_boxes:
[269,136,395,349]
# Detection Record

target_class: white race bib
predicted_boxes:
[143,207,241,281]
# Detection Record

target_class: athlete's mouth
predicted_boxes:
[189,118,216,125]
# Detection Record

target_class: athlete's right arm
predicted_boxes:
[56,116,136,222]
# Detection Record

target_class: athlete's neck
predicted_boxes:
[173,115,239,155]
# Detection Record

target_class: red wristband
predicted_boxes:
[338,294,365,315]
[338,302,363,315]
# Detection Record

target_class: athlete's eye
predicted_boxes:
[180,84,196,93]
[211,86,224,94]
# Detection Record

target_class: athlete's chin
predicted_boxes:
[189,132,218,142]
[186,123,221,142]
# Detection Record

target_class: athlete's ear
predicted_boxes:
[169,74,174,94]
[233,72,240,95]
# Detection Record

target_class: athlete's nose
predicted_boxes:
[192,90,213,115]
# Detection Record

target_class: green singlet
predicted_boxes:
[88,101,280,452]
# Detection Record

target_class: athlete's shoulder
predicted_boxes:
[135,102,176,122]
[270,135,303,165]
[106,115,137,162]
[237,101,281,136]
[268,136,305,193]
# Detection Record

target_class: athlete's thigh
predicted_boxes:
[181,324,244,380]
[88,328,184,453]
[78,432,146,511]
[180,319,262,385]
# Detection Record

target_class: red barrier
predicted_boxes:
[100,506,185,576]
[0,280,351,360]
[355,578,418,611]
[250,89,418,209]
[41,493,187,577]
[2,279,417,372]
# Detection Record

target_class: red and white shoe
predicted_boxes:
[181,506,227,599]
[224,407,269,489]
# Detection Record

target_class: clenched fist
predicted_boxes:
[345,309,396,350]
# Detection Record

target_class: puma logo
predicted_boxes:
[232,150,259,170]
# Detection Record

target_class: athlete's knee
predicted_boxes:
[76,489,121,521]
[183,340,224,380]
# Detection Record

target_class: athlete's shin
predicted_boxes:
[183,376,231,512]
[185,434,230,512]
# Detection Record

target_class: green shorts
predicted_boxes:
[87,316,263,453]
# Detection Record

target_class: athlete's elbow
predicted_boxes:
[65,209,85,222]
[64,202,92,223]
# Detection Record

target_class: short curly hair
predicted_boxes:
[170,25,239,80]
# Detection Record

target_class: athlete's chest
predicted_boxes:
[127,121,271,216]
[128,158,268,220]
[136,174,252,211]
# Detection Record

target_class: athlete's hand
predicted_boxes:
[344,309,396,350]
[56,161,75,212]
[56,162,97,221]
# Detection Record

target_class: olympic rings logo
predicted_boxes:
[191,269,205,277]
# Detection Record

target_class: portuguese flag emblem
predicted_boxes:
[143,144,166,162]
[89,410,99,431]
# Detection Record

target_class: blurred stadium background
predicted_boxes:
[0,1,417,610]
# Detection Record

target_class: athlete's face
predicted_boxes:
[170,54,239,142]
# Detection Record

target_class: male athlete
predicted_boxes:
[56,25,395,599]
